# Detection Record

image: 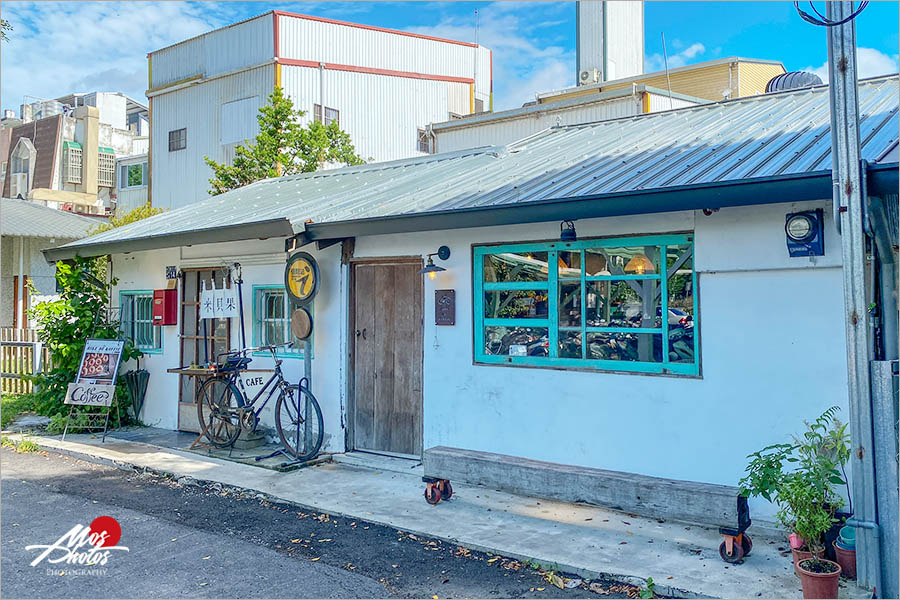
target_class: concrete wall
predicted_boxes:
[109,198,848,522]
[0,235,75,327]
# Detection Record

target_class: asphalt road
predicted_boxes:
[1,447,640,599]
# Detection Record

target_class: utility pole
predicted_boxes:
[825,1,882,594]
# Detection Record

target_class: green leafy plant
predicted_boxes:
[740,407,850,563]
[89,201,164,235]
[205,86,364,195]
[639,577,656,599]
[25,257,141,422]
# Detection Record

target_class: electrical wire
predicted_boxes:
[793,1,869,27]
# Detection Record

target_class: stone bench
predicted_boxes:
[423,446,749,531]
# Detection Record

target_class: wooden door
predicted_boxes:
[178,267,232,432]
[350,259,423,457]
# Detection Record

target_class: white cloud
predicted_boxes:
[1,2,236,112]
[644,42,707,73]
[803,47,899,83]
[404,2,575,110]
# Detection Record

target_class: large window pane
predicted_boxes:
[557,251,581,279]
[484,326,548,357]
[484,252,549,282]
[585,280,660,328]
[558,282,581,327]
[559,330,582,358]
[484,290,548,319]
[666,244,695,363]
[585,246,660,276]
[586,332,663,362]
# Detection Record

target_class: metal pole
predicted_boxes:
[826,1,881,593]
[871,360,899,599]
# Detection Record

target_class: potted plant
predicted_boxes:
[740,407,850,597]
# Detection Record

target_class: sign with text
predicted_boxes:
[237,371,274,400]
[200,281,238,320]
[65,383,116,406]
[77,339,125,386]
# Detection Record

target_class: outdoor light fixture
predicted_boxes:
[419,246,451,279]
[560,220,577,242]
[625,254,655,274]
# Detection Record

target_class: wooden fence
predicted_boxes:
[1,328,50,395]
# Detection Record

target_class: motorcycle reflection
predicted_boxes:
[485,328,549,356]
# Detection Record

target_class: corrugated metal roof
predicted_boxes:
[1,198,100,239]
[54,76,899,257]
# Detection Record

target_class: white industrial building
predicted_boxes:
[148,10,492,210]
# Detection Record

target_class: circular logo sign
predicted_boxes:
[285,252,319,305]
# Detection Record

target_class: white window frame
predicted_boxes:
[98,150,115,187]
[119,162,147,190]
[120,291,162,352]
[313,104,340,127]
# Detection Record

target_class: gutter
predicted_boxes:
[300,164,899,243]
[42,218,294,262]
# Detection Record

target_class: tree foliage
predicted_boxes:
[204,87,364,195]
[26,257,142,421]
[1,19,12,43]
[90,201,164,235]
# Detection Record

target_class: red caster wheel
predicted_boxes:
[425,484,442,505]
[719,538,745,564]
[741,534,752,557]
[440,481,453,500]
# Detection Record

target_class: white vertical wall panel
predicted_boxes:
[647,92,698,112]
[278,14,483,84]
[448,82,470,117]
[151,65,274,210]
[282,65,451,162]
[151,14,273,88]
[435,96,642,153]
[605,1,644,80]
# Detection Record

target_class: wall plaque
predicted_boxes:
[435,289,455,326]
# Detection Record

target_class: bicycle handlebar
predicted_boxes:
[215,342,294,363]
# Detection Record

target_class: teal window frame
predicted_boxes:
[473,233,699,376]
[119,290,162,353]
[251,285,310,358]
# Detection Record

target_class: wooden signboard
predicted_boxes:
[62,339,125,441]
[64,383,116,406]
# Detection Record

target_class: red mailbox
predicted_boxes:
[152,289,177,326]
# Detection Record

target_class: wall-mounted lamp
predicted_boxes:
[625,254,655,274]
[560,220,577,242]
[419,246,451,279]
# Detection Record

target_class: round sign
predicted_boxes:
[290,307,313,340]
[284,252,319,305]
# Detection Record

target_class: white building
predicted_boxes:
[46,77,899,535]
[148,10,492,210]
[115,152,149,214]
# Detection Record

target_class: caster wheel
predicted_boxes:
[425,485,442,505]
[440,481,453,500]
[741,534,752,557]
[719,539,745,564]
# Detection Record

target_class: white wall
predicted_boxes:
[111,239,346,452]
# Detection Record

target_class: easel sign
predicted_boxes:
[62,339,125,442]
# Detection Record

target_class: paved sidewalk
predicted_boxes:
[5,432,870,599]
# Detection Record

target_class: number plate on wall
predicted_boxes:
[435,289,455,326]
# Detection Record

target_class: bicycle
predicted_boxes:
[196,342,324,461]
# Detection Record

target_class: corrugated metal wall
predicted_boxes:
[282,65,451,162]
[435,95,642,153]
[647,91,699,112]
[151,14,273,89]
[739,63,787,97]
[605,1,643,81]
[151,65,274,210]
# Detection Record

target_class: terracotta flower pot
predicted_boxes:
[792,547,824,577]
[797,557,842,599]
[833,540,856,580]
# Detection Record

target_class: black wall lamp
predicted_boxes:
[560,220,577,242]
[419,246,451,279]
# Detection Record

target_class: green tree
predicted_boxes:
[204,87,364,195]
[1,19,12,42]
[26,258,142,422]
[90,201,163,235]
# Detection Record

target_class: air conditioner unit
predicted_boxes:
[10,172,28,198]
[579,68,600,85]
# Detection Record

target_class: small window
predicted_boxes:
[474,234,698,375]
[98,149,115,187]
[417,129,434,154]
[120,292,162,352]
[313,104,339,127]
[65,146,83,184]
[119,163,146,189]
[168,128,187,151]
[253,287,305,357]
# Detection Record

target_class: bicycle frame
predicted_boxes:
[216,346,291,420]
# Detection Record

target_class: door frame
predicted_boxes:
[347,256,424,456]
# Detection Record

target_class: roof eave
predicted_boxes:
[301,165,899,243]
[42,218,294,262]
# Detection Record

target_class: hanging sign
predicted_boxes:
[200,280,239,319]
[237,370,274,401]
[65,339,125,406]
[284,252,319,306]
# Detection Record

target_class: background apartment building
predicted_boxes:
[148,10,492,210]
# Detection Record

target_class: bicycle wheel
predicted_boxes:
[197,378,242,448]
[275,384,323,461]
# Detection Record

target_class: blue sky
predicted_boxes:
[2,1,898,114]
